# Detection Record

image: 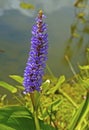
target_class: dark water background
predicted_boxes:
[0,0,89,85]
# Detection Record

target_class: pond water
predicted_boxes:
[0,0,89,84]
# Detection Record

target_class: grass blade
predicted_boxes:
[68,91,89,130]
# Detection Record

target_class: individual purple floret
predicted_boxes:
[23,10,48,93]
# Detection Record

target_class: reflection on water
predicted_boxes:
[0,49,5,53]
[0,0,89,83]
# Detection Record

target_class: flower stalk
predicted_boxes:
[30,92,40,130]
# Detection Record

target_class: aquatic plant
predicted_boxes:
[0,1,89,129]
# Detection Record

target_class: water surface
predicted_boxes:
[0,0,89,83]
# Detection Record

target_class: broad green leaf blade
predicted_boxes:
[0,81,17,93]
[0,106,56,130]
[9,75,23,84]
[0,106,35,130]
[68,101,85,130]
[0,124,15,130]
[68,91,89,130]
[75,91,89,129]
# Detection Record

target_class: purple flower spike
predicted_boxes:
[23,10,48,93]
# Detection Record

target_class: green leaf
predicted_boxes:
[87,48,89,52]
[68,91,89,130]
[68,102,85,130]
[0,106,56,130]
[0,81,17,93]
[9,75,23,84]
[75,91,89,129]
[41,79,50,93]
[43,99,63,118]
[48,99,62,111]
[79,65,89,70]
[0,106,35,130]
[30,91,40,111]
[15,85,24,90]
[47,75,65,94]
[79,78,89,89]
[0,124,15,130]
[1,94,7,102]
[56,75,65,87]
[51,99,63,111]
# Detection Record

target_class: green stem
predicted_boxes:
[59,88,78,108]
[34,111,41,130]
[46,64,55,80]
[30,93,41,130]
[65,55,78,79]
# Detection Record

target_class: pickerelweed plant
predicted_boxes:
[0,4,89,130]
[23,10,48,130]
